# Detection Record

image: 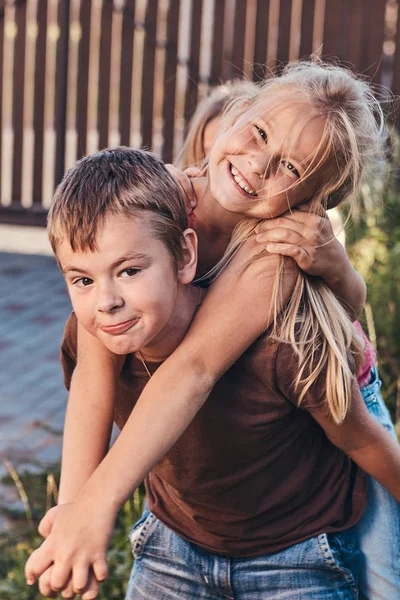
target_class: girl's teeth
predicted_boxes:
[230,165,256,195]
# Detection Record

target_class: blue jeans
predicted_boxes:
[355,366,400,599]
[126,509,360,599]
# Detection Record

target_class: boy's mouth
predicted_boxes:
[100,318,139,335]
[229,163,258,197]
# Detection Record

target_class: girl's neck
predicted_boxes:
[134,284,204,363]
[191,178,243,275]
[191,178,242,239]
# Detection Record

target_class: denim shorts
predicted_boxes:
[125,509,360,599]
[355,366,400,600]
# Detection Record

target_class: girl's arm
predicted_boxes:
[310,380,400,501]
[58,320,124,504]
[25,240,297,594]
[254,209,366,319]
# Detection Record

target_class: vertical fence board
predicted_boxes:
[345,0,364,70]
[54,0,70,186]
[322,0,344,58]
[76,0,91,158]
[98,0,113,150]
[141,0,158,149]
[231,0,247,78]
[276,0,293,66]
[161,0,180,163]
[11,1,27,206]
[119,0,135,146]
[184,0,203,125]
[360,0,387,82]
[33,0,48,206]
[299,0,316,57]
[210,0,225,84]
[0,5,4,197]
[253,0,270,81]
[392,6,400,120]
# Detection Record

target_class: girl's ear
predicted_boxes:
[177,229,198,284]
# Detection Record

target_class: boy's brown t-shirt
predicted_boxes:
[61,312,366,557]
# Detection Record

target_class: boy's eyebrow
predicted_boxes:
[62,252,150,274]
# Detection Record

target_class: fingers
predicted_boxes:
[255,227,306,247]
[38,506,57,538]
[50,559,75,593]
[263,243,311,269]
[80,572,100,600]
[92,557,108,583]
[25,544,53,585]
[39,567,59,599]
[165,164,197,211]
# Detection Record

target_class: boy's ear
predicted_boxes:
[177,229,198,284]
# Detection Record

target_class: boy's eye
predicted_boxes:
[120,267,140,278]
[282,160,300,178]
[74,277,93,287]
[255,125,267,142]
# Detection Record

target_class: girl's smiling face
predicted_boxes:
[208,95,327,220]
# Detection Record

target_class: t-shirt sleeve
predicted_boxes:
[275,342,329,413]
[60,312,78,391]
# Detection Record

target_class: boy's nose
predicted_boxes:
[96,288,124,313]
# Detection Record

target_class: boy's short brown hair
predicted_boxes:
[48,147,189,267]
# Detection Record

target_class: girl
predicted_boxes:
[181,80,400,600]
[26,62,399,599]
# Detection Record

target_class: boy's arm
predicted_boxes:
[254,209,366,319]
[58,322,124,504]
[25,239,297,594]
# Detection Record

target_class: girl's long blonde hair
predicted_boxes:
[201,61,386,423]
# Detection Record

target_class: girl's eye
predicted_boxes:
[120,267,140,278]
[74,277,93,287]
[255,125,267,142]
[282,161,300,178]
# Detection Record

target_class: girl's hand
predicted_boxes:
[38,566,100,600]
[254,207,345,278]
[25,500,116,596]
[165,164,199,214]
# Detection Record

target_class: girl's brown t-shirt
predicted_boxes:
[61,312,366,557]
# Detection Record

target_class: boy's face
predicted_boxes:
[208,95,326,219]
[58,213,183,356]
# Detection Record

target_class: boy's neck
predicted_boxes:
[134,284,204,363]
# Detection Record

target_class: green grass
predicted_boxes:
[0,464,145,600]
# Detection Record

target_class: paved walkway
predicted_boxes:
[0,249,72,513]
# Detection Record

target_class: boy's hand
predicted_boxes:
[254,207,347,280]
[25,500,116,596]
[165,164,199,214]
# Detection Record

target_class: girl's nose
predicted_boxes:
[248,150,272,179]
[96,286,124,313]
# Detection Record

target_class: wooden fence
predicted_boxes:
[0,0,399,226]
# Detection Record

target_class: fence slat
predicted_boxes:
[276,0,293,67]
[184,0,203,125]
[161,0,180,163]
[54,0,70,186]
[210,0,225,84]
[141,0,158,149]
[360,0,386,82]
[11,1,27,206]
[98,0,113,150]
[0,5,3,197]
[322,0,344,58]
[76,0,92,158]
[345,0,364,70]
[119,0,135,146]
[253,0,270,81]
[231,0,247,78]
[33,0,48,206]
[299,0,315,58]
